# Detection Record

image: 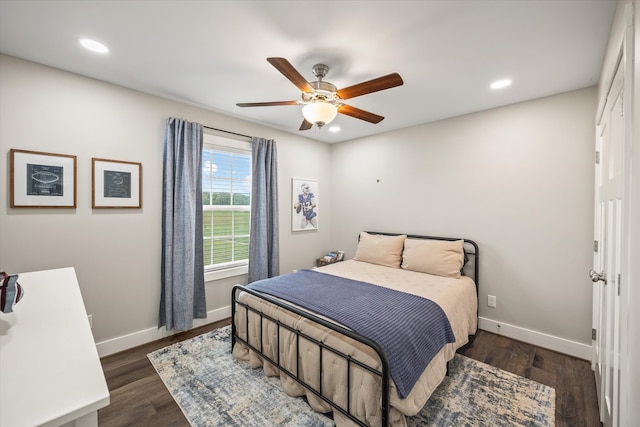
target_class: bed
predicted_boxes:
[231,232,479,427]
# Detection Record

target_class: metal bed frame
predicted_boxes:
[231,233,479,427]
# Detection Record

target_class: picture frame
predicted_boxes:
[292,177,319,231]
[92,158,142,208]
[10,149,77,208]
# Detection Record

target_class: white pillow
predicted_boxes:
[353,232,407,268]
[401,238,464,278]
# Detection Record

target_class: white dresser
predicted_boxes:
[0,267,110,427]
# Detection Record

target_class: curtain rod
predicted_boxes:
[203,125,253,140]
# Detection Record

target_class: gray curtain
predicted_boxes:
[248,137,279,282]
[160,117,207,330]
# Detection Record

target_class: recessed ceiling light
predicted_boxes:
[328,126,340,133]
[79,38,109,54]
[490,79,512,90]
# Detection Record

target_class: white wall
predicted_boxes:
[0,54,333,354]
[330,88,596,358]
[0,53,599,361]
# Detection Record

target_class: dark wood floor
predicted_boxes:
[457,330,601,427]
[98,320,601,427]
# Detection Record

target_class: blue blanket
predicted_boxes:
[247,269,455,398]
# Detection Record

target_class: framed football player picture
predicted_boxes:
[292,177,319,231]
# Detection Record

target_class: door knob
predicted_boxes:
[589,269,607,284]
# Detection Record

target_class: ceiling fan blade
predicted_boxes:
[299,119,313,131]
[336,73,404,100]
[236,100,300,107]
[337,104,384,124]
[267,57,314,93]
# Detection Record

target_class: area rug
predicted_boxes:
[148,326,555,426]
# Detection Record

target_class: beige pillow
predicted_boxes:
[353,232,407,268]
[401,239,464,278]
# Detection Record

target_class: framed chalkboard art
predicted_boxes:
[10,149,77,208]
[92,158,142,208]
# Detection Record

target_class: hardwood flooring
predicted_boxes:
[98,319,231,427]
[457,330,601,427]
[98,321,601,427]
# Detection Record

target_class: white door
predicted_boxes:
[592,60,624,427]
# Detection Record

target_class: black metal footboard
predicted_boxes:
[231,285,391,427]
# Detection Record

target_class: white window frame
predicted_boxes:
[202,132,252,282]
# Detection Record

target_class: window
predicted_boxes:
[202,133,251,278]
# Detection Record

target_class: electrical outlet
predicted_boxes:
[487,295,497,308]
[87,314,93,329]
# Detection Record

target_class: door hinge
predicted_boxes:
[618,273,621,296]
[592,328,597,340]
[595,151,600,164]
[594,240,599,252]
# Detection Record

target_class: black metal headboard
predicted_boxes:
[362,231,479,292]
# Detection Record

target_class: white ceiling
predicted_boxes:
[0,0,616,143]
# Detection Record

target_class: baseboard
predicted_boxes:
[478,317,592,360]
[96,310,591,360]
[96,306,231,357]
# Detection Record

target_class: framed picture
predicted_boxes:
[10,149,77,208]
[292,177,319,231]
[92,158,142,208]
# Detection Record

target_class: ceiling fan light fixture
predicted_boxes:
[302,101,338,128]
[237,57,403,131]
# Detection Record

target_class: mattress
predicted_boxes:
[232,259,478,427]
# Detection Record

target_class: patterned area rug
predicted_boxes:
[148,326,555,427]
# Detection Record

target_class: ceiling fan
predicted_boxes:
[237,57,404,131]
